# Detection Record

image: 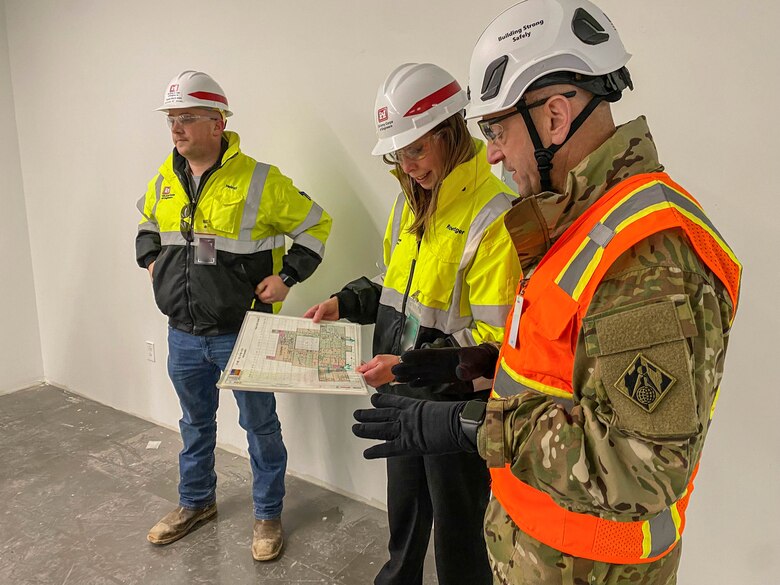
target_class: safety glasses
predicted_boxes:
[386,133,439,165]
[180,203,194,243]
[477,91,577,144]
[166,114,220,129]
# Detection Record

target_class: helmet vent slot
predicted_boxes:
[481,55,509,101]
[572,8,610,45]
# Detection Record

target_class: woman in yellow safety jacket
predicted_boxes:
[305,63,521,585]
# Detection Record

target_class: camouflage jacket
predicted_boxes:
[477,117,737,584]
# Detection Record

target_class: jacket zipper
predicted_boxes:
[174,157,226,332]
[396,238,421,353]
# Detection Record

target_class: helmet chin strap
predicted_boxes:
[519,95,604,193]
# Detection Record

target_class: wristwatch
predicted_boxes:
[459,400,487,448]
[278,272,297,287]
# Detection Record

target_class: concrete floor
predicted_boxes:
[0,384,439,585]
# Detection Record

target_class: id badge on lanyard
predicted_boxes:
[508,267,535,349]
[401,296,423,351]
[194,233,217,265]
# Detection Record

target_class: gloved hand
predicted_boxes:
[391,343,499,387]
[352,393,473,459]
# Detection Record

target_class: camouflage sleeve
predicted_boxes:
[478,229,734,521]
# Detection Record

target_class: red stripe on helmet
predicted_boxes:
[188,91,228,106]
[404,80,461,117]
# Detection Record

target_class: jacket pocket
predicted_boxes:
[206,187,245,234]
[582,296,699,439]
[415,232,463,309]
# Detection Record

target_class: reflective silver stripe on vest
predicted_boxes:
[389,192,406,257]
[136,174,164,232]
[381,191,513,337]
[238,163,270,239]
[648,509,677,558]
[160,232,189,246]
[557,238,602,295]
[293,232,325,257]
[459,192,515,267]
[138,223,160,234]
[471,304,513,327]
[379,289,474,334]
[447,192,514,329]
[556,182,719,297]
[152,174,164,220]
[289,202,324,238]
[451,328,476,347]
[494,366,534,397]
[492,367,574,410]
[160,231,284,252]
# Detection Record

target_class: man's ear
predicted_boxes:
[543,94,574,147]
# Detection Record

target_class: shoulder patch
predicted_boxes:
[614,353,676,413]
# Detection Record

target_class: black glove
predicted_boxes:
[391,344,499,387]
[352,393,473,459]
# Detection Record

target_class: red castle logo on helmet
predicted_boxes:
[169,84,179,93]
[377,107,389,123]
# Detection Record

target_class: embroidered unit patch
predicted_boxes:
[614,353,677,413]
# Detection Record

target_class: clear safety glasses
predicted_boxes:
[180,203,194,243]
[477,90,577,144]
[386,133,438,165]
[166,114,220,129]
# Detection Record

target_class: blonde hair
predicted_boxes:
[384,114,475,238]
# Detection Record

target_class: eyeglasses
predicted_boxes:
[180,203,194,243]
[477,110,521,144]
[386,133,439,165]
[166,114,220,129]
[477,90,577,144]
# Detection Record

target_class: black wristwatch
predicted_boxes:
[459,400,487,448]
[279,272,297,288]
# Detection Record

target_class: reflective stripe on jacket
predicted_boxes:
[490,172,741,564]
[339,140,521,399]
[135,131,332,335]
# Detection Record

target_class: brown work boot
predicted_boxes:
[147,503,217,545]
[252,518,283,561]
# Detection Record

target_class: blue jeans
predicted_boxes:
[167,326,287,519]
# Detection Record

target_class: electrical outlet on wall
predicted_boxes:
[145,341,156,362]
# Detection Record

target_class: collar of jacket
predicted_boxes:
[505,116,664,270]
[165,130,240,177]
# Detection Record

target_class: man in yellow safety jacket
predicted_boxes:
[135,70,331,562]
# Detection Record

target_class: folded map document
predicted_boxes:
[218,312,369,395]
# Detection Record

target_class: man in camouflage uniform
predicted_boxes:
[352,1,741,584]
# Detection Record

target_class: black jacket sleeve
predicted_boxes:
[136,230,161,269]
[281,244,322,282]
[334,276,382,325]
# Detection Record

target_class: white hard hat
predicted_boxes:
[155,70,233,117]
[465,0,632,120]
[372,63,468,156]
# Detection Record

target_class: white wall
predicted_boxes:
[3,0,778,582]
[603,4,780,584]
[0,1,42,393]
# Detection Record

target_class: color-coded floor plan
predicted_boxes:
[219,313,368,395]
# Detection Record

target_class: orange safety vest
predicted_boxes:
[490,172,741,565]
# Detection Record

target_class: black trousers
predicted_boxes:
[374,450,492,585]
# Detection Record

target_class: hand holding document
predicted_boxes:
[218,312,369,395]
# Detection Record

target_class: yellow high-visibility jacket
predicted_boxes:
[136,131,331,335]
[336,140,521,399]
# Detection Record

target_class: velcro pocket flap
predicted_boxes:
[583,297,697,357]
